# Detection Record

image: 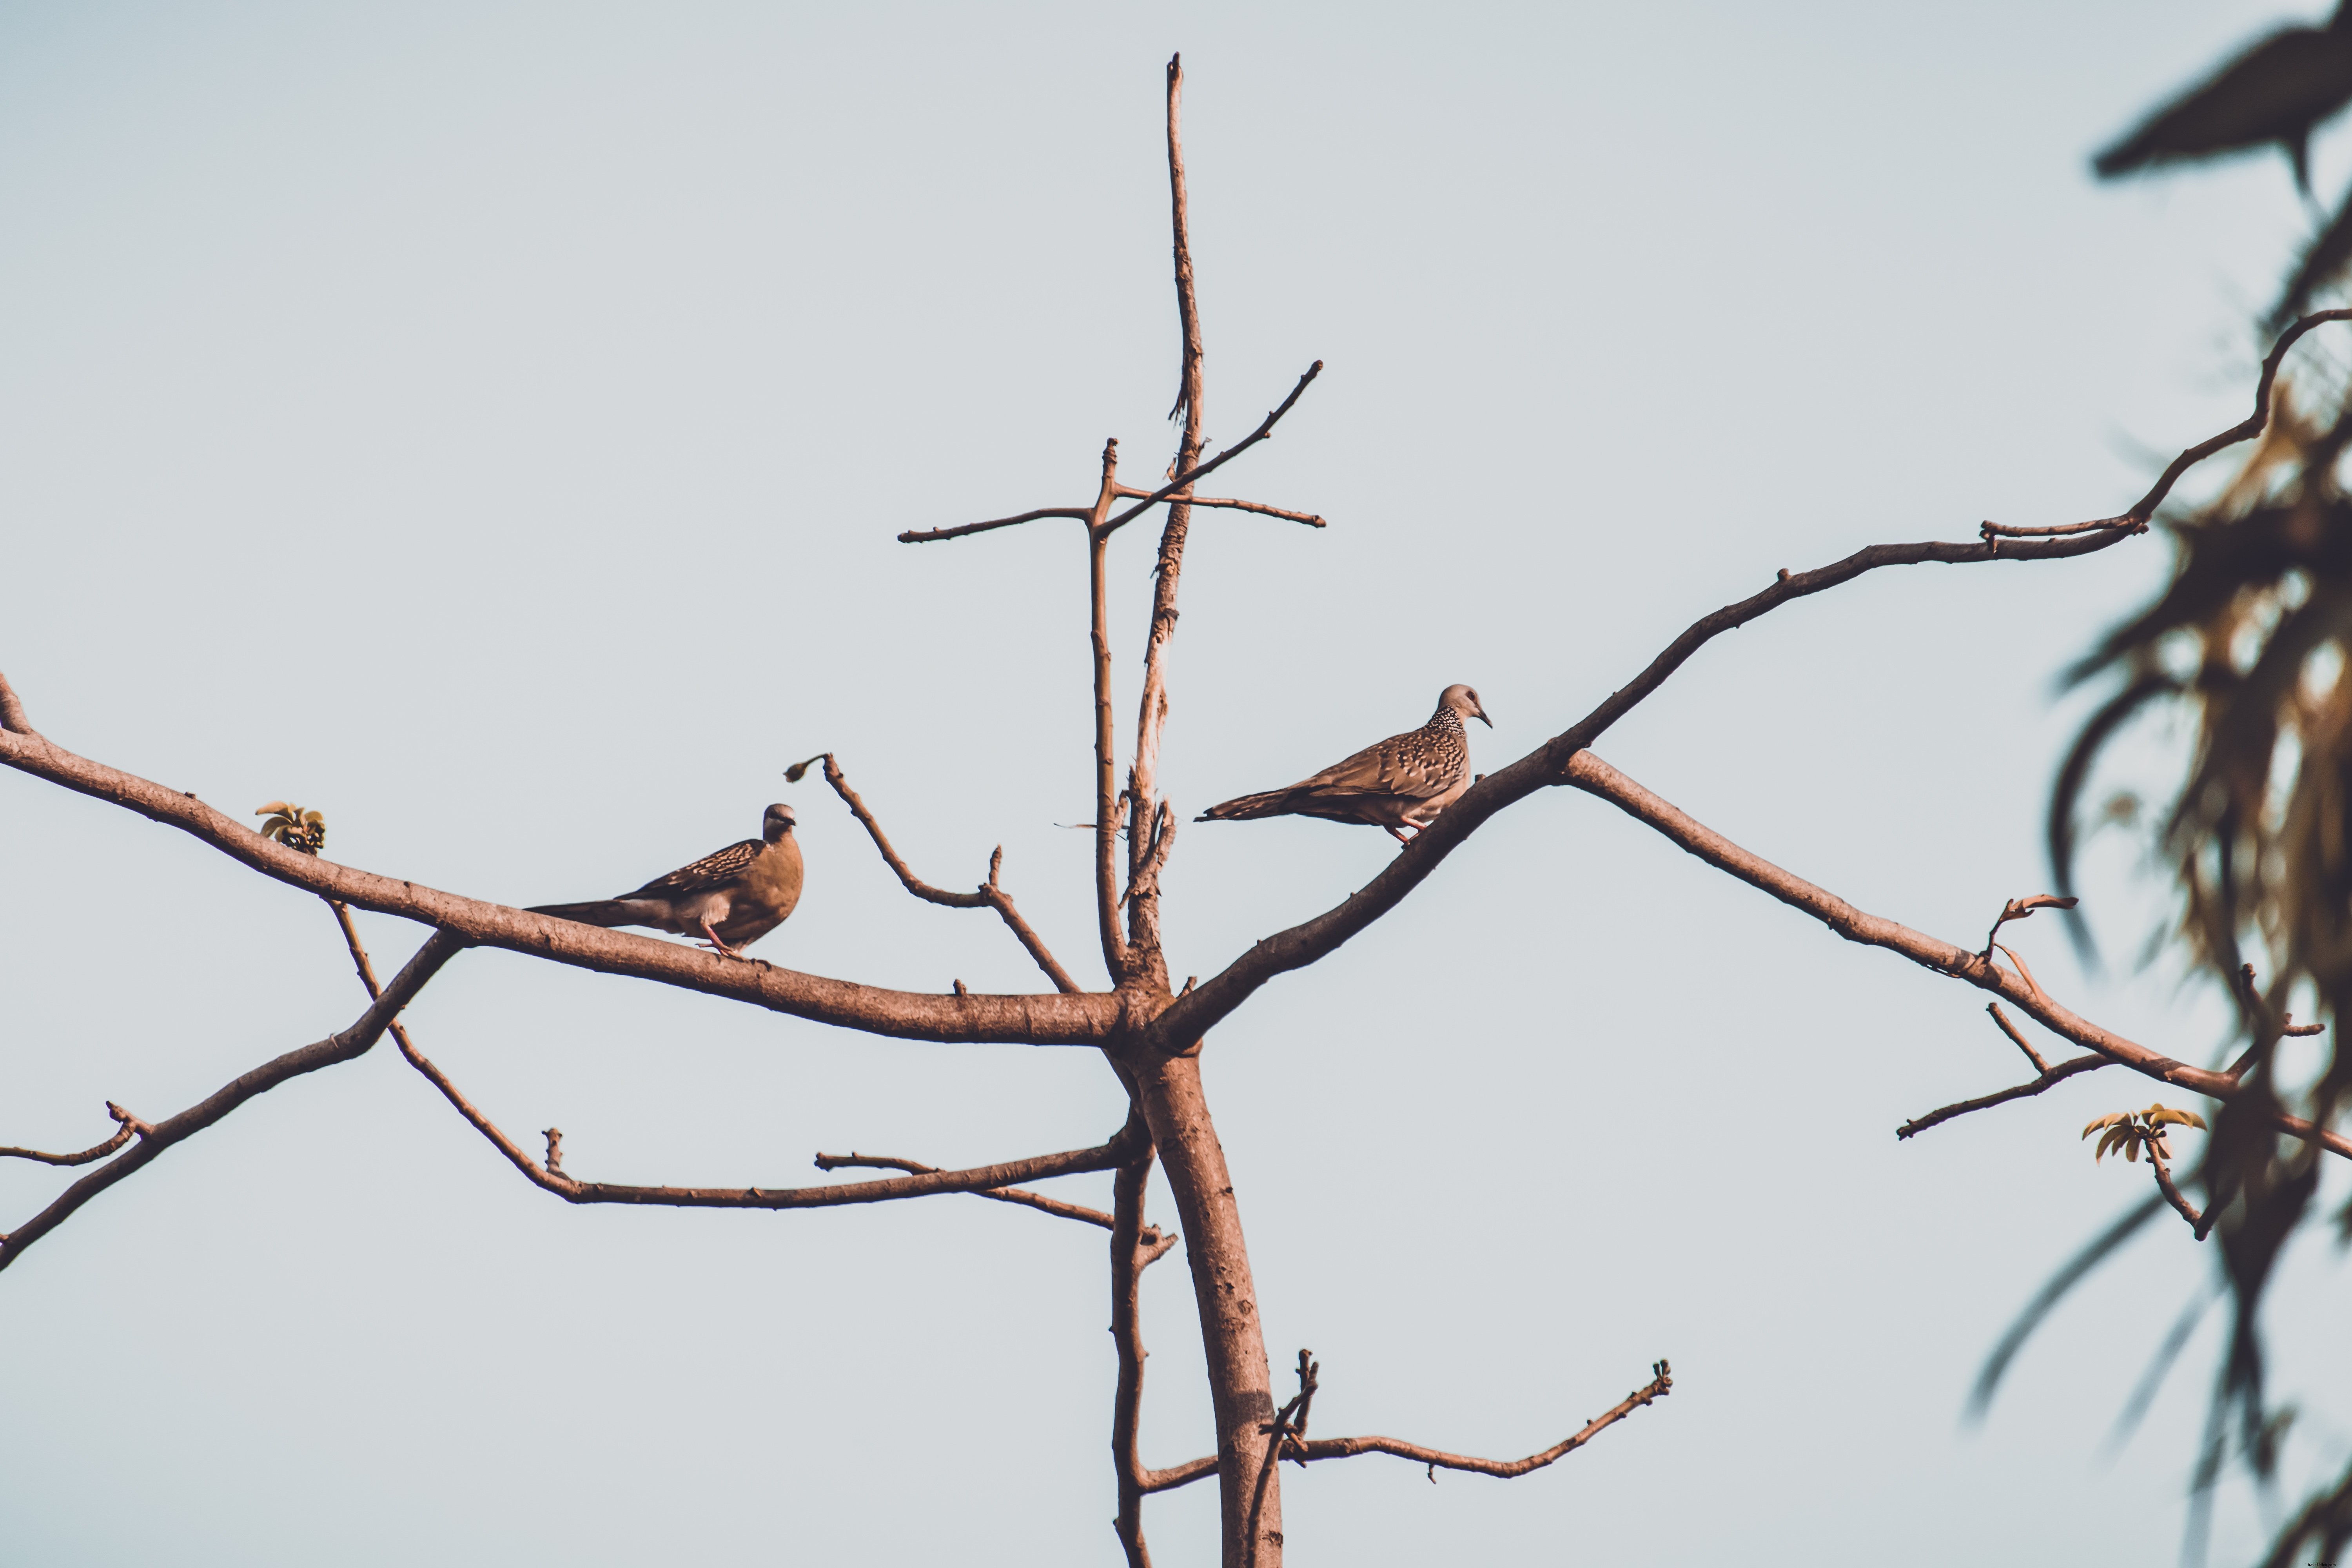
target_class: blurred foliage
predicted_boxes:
[2048,15,2352,1559]
[254,800,325,857]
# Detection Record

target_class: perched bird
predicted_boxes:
[2093,2,2352,194]
[1196,684,1491,843]
[530,803,803,958]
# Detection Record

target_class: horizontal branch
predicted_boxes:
[1143,1359,1674,1493]
[340,909,1150,1215]
[897,506,1092,545]
[1111,486,1326,528]
[1556,750,2352,1159]
[0,714,1114,1047]
[812,1150,1169,1246]
[0,1103,149,1167]
[818,754,1081,994]
[0,929,462,1271]
[1898,1053,2110,1140]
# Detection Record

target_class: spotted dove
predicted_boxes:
[530,803,804,958]
[1196,684,1491,843]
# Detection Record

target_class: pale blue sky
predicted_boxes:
[5,3,2350,1563]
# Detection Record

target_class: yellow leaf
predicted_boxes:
[256,801,290,816]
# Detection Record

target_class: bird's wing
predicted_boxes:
[622,838,763,900]
[1294,723,1462,801]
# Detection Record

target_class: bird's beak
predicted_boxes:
[1475,708,1493,728]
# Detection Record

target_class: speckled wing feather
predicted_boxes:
[621,837,763,900]
[1200,706,1470,827]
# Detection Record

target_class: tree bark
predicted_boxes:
[1125,1045,1279,1567]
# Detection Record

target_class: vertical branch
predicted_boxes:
[1088,440,1133,983]
[1111,1145,1158,1568]
[1126,52,1209,986]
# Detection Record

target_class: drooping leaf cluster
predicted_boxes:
[2057,21,2352,1556]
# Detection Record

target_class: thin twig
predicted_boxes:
[2151,1158,2205,1234]
[1548,751,2352,1161]
[1111,1141,1161,1568]
[0,929,463,1271]
[895,506,1091,546]
[1111,488,1325,527]
[0,1103,150,1167]
[1101,363,1323,536]
[1979,308,2352,541]
[0,668,33,735]
[327,901,1145,1213]
[1986,1002,2051,1073]
[813,1150,1168,1245]
[1980,894,2078,963]
[1147,1359,1675,1494]
[1897,1053,2109,1139]
[817,753,1080,993]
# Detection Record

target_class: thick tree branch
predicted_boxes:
[1898,1053,2110,1139]
[1149,530,2139,1050]
[0,1103,151,1167]
[1555,750,2352,1159]
[1147,1359,1675,1492]
[817,753,1081,994]
[0,929,463,1271]
[328,900,1151,1215]
[0,712,1114,1046]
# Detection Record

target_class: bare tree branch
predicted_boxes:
[1151,528,2143,1052]
[1898,1053,2110,1140]
[392,1018,1142,1212]
[1987,1001,2052,1073]
[0,711,1114,1046]
[2152,1158,2206,1234]
[0,929,463,1270]
[326,895,1149,1216]
[0,1103,150,1167]
[812,1149,1171,1245]
[1112,1145,1161,1568]
[895,506,1093,546]
[817,753,1081,994]
[1085,441,1135,983]
[1146,1359,1675,1493]
[0,668,33,735]
[1101,363,1323,539]
[1980,307,2352,541]
[1556,750,2352,1159]
[1112,488,1325,528]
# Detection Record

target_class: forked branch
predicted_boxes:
[0,1103,151,1167]
[1554,751,2352,1159]
[0,927,463,1270]
[817,753,1080,993]
[1145,1359,1675,1494]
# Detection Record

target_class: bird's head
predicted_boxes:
[763,802,799,843]
[1439,684,1492,728]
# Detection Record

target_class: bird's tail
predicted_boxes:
[1194,789,1296,822]
[526,900,644,927]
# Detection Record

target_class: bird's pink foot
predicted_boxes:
[700,922,747,959]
